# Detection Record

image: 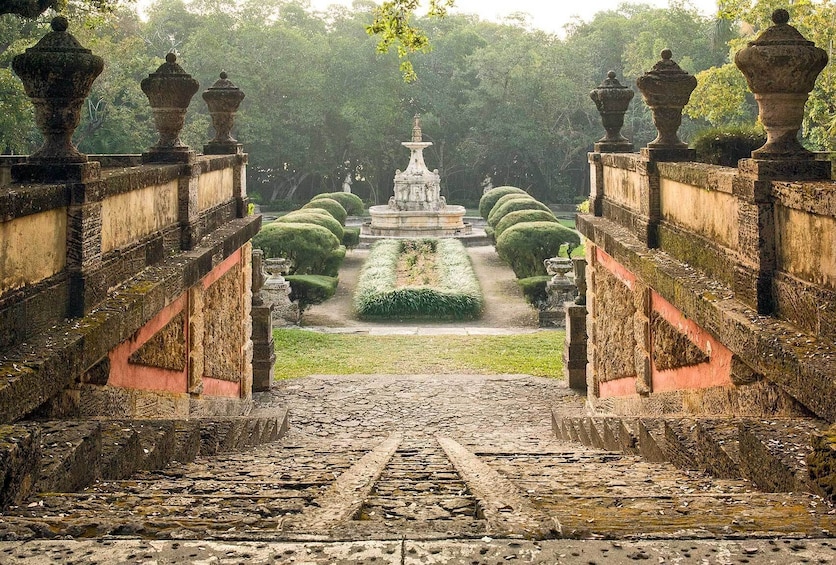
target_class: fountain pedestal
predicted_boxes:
[363,115,471,237]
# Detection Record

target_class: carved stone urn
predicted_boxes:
[202,71,246,154]
[141,53,199,162]
[734,9,828,160]
[11,16,103,165]
[636,49,697,150]
[590,71,635,153]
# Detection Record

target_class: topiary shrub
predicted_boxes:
[496,221,581,278]
[302,197,347,225]
[312,192,364,215]
[342,226,361,249]
[275,211,344,241]
[486,193,535,225]
[484,225,495,245]
[478,186,528,220]
[323,245,347,277]
[488,198,552,228]
[691,125,766,167]
[494,209,558,239]
[252,222,340,275]
[517,275,551,308]
[286,274,338,314]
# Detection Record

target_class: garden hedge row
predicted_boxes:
[354,238,483,320]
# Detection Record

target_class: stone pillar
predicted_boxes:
[633,282,653,395]
[588,152,604,217]
[178,163,201,250]
[564,258,589,391]
[732,10,830,314]
[251,249,275,392]
[187,284,205,395]
[635,155,662,248]
[66,188,104,317]
[233,154,249,219]
[585,246,600,397]
[240,243,254,399]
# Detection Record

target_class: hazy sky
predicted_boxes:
[309,0,721,35]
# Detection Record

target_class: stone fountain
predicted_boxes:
[363,115,471,237]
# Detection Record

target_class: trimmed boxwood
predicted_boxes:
[478,186,528,220]
[518,275,551,307]
[252,222,340,275]
[355,238,483,319]
[312,192,364,215]
[494,209,558,238]
[342,226,361,249]
[323,245,347,277]
[488,198,552,228]
[276,210,344,240]
[286,274,338,313]
[302,197,347,225]
[496,221,581,278]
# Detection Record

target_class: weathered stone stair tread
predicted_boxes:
[739,419,826,494]
[35,421,101,494]
[99,423,141,481]
[0,424,41,508]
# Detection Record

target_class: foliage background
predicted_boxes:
[2,0,833,203]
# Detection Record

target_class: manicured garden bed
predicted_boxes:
[354,238,483,319]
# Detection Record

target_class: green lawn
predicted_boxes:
[273,330,565,379]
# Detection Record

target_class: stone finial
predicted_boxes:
[735,9,828,160]
[636,49,697,151]
[590,71,635,153]
[11,16,103,167]
[202,71,246,155]
[141,52,199,163]
[412,114,422,142]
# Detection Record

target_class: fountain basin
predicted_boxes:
[363,204,472,237]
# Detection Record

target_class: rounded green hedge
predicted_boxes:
[342,226,361,249]
[252,222,340,275]
[494,209,558,238]
[312,192,364,216]
[496,221,581,278]
[478,186,528,220]
[286,274,338,312]
[692,125,766,167]
[276,210,344,240]
[302,197,347,225]
[488,198,551,228]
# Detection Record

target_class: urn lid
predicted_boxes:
[149,52,192,77]
[25,16,92,54]
[747,9,812,46]
[205,71,240,91]
[595,71,630,90]
[643,49,690,78]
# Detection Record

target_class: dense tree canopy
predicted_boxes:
[2,1,831,205]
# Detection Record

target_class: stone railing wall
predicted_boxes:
[580,152,836,422]
[0,155,259,422]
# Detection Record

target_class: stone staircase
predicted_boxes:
[552,412,835,501]
[0,410,288,510]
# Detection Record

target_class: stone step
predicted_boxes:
[0,411,289,507]
[553,412,830,494]
[739,419,827,494]
[808,424,836,504]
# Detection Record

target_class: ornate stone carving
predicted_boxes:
[11,16,103,165]
[202,71,245,155]
[141,53,199,163]
[734,9,828,160]
[636,50,697,150]
[590,71,634,153]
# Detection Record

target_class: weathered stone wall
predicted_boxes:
[579,151,836,423]
[0,154,258,423]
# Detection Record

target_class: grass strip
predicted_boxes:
[272,330,565,379]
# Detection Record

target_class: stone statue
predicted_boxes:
[342,172,352,193]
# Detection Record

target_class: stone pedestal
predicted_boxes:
[251,305,274,392]
[262,258,298,325]
[564,304,588,391]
